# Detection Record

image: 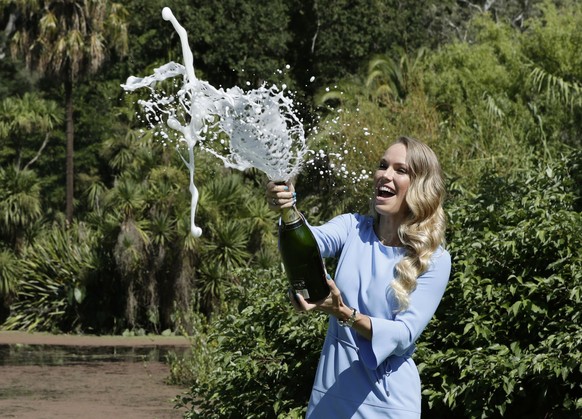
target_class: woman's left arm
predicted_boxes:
[290,251,451,354]
[291,275,374,340]
[356,251,451,369]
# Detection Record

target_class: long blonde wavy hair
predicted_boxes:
[374,136,446,311]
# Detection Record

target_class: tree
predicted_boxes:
[3,0,128,223]
[0,248,21,322]
[184,0,293,88]
[295,0,457,86]
[0,92,61,170]
[0,166,42,252]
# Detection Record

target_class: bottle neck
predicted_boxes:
[281,206,302,225]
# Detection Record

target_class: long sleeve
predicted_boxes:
[356,250,451,369]
[309,213,353,258]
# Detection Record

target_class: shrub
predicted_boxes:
[2,222,99,332]
[418,150,582,418]
[176,267,327,418]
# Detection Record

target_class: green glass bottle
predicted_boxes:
[278,206,330,303]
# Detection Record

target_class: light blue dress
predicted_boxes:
[306,213,451,419]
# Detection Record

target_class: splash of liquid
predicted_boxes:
[122,7,308,237]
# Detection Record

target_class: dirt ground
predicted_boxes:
[0,331,191,419]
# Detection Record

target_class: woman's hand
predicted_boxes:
[266,181,296,211]
[289,275,346,317]
[289,275,373,340]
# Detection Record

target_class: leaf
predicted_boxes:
[73,286,85,304]
[510,301,522,316]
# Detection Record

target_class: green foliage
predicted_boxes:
[305,0,456,85]
[1,4,581,418]
[77,128,281,330]
[0,166,42,250]
[422,1,582,189]
[0,249,20,298]
[2,222,99,332]
[186,0,292,88]
[418,150,582,418]
[176,267,327,418]
[520,0,582,148]
[0,58,37,99]
[3,0,128,79]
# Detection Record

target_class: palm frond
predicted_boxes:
[109,176,147,218]
[527,65,582,108]
[198,173,244,223]
[147,211,175,247]
[0,249,21,297]
[0,166,42,235]
[201,220,251,271]
[483,92,506,120]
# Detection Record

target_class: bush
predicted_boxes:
[2,222,99,332]
[418,150,582,418]
[176,267,327,418]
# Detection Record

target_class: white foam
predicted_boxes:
[122,8,308,236]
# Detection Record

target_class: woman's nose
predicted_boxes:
[380,167,394,180]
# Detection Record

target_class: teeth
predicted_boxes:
[378,185,395,194]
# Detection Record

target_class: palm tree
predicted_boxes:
[315,49,426,109]
[242,193,278,267]
[0,92,62,170]
[0,166,42,252]
[0,248,21,322]
[2,221,98,332]
[4,0,128,223]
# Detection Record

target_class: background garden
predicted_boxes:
[0,0,580,417]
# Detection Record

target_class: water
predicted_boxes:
[122,7,309,237]
[0,343,187,366]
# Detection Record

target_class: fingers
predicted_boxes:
[267,180,295,193]
[288,288,308,312]
[266,181,296,209]
[288,275,345,317]
[326,274,341,297]
[323,274,344,311]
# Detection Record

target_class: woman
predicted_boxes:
[267,136,451,418]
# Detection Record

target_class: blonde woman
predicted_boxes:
[267,136,451,418]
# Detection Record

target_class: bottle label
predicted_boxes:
[281,207,302,225]
[291,280,311,299]
[296,289,310,299]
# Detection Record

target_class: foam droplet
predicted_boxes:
[162,7,172,21]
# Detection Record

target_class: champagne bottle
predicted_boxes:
[278,205,330,303]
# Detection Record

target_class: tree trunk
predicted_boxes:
[65,76,74,224]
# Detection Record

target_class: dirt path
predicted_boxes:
[0,332,191,419]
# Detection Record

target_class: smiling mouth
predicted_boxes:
[377,185,395,198]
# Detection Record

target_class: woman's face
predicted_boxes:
[373,143,411,220]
